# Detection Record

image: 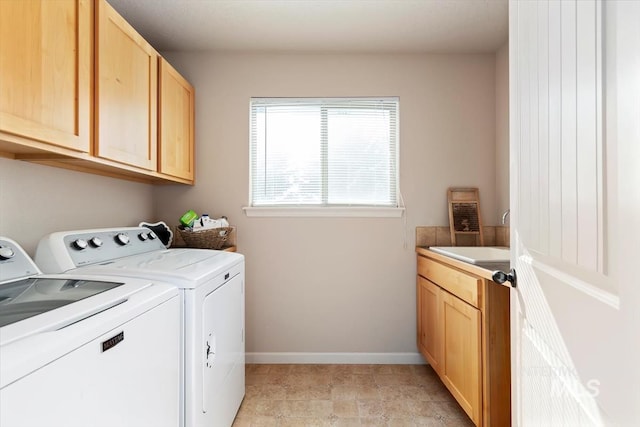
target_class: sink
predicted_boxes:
[429,246,510,265]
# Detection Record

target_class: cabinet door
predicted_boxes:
[417,276,442,374]
[95,0,157,170]
[0,0,91,152]
[441,291,482,426]
[158,58,195,181]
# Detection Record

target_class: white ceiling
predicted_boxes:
[106,0,509,53]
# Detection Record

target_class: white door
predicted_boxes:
[509,1,640,425]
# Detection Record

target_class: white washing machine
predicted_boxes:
[0,237,181,427]
[35,227,245,427]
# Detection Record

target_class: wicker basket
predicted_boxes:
[177,227,233,250]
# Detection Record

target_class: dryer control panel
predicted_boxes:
[35,228,167,273]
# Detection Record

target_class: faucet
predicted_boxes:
[501,209,510,225]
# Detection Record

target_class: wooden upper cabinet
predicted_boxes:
[0,0,91,152]
[158,58,195,181]
[95,0,158,170]
[0,0,195,184]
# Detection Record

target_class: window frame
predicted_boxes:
[245,97,403,218]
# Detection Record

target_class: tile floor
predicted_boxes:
[232,364,475,426]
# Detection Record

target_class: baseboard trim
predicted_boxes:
[245,352,426,365]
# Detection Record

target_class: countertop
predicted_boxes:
[416,246,510,282]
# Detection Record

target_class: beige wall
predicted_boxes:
[0,50,507,360]
[495,42,510,223]
[156,52,499,359]
[0,158,154,256]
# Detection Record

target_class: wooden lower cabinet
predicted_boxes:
[417,277,442,373]
[440,291,482,425]
[416,252,510,426]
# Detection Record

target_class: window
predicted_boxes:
[248,97,400,216]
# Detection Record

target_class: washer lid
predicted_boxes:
[0,277,123,328]
[70,249,244,289]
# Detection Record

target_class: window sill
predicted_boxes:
[243,206,405,218]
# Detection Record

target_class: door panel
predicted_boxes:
[510,0,640,424]
[575,1,600,270]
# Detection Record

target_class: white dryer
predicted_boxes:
[36,227,245,427]
[0,237,180,427]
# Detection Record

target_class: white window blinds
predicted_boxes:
[250,97,399,207]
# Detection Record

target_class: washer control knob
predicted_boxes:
[148,231,157,240]
[115,233,130,246]
[89,237,103,247]
[0,246,15,260]
[138,232,148,241]
[73,239,88,250]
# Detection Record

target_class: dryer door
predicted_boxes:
[201,273,244,425]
